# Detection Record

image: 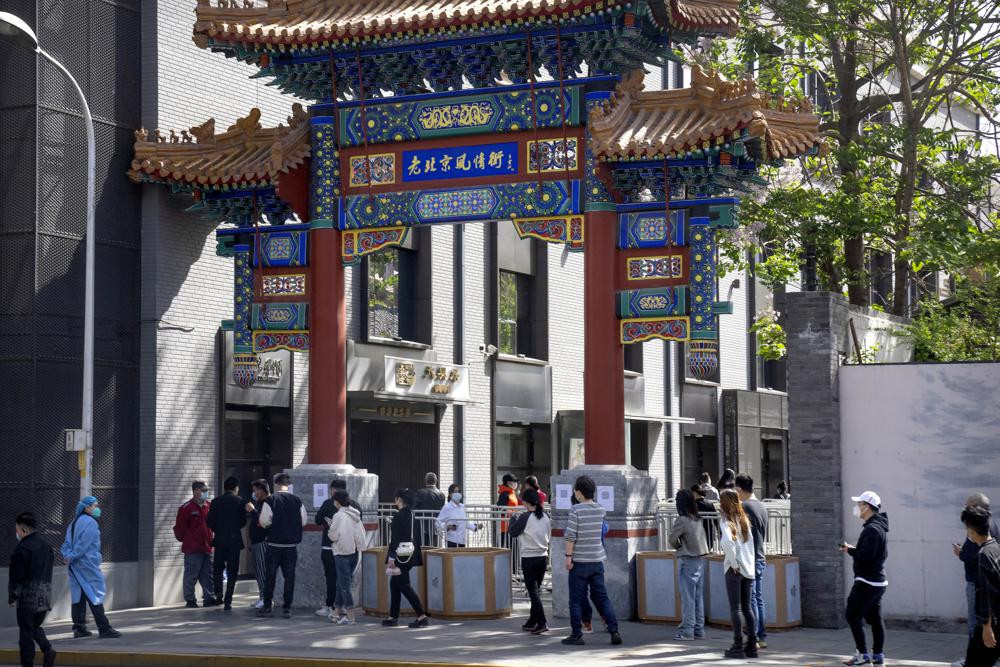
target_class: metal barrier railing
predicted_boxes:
[656,499,792,556]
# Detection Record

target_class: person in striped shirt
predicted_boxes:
[561,475,622,646]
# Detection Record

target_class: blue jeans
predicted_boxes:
[966,581,977,638]
[677,556,705,637]
[568,561,618,637]
[334,552,358,609]
[753,559,767,639]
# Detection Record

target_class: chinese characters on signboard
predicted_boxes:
[402,142,518,182]
[383,356,470,402]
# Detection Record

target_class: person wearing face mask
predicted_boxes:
[508,488,551,634]
[839,491,889,666]
[497,474,520,549]
[314,479,361,619]
[383,489,429,628]
[245,479,271,609]
[959,505,1000,667]
[206,476,245,611]
[436,484,480,548]
[61,496,121,639]
[173,481,216,608]
[10,512,56,667]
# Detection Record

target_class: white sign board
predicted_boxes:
[554,484,573,510]
[313,483,329,509]
[382,356,470,402]
[597,485,615,512]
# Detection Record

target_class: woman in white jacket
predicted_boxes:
[719,489,759,659]
[326,490,367,624]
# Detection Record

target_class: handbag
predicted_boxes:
[395,510,416,564]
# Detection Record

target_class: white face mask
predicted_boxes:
[451,492,462,503]
[852,505,862,518]
[15,531,22,542]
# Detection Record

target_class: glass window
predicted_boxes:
[367,247,418,341]
[499,270,519,355]
[624,341,644,373]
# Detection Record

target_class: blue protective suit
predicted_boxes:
[61,513,106,605]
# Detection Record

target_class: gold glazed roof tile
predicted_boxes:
[128,104,311,187]
[589,67,826,161]
[192,0,739,49]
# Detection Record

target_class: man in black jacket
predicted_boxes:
[413,473,445,548]
[313,479,361,618]
[10,512,56,667]
[839,491,889,666]
[961,505,1000,667]
[257,473,307,618]
[207,476,245,610]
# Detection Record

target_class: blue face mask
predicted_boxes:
[451,492,462,503]
[90,507,102,520]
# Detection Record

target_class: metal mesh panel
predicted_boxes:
[95,124,142,247]
[89,1,141,127]
[0,235,36,315]
[0,106,37,234]
[37,0,89,114]
[38,109,88,238]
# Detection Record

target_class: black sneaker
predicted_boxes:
[43,649,56,667]
[531,625,549,635]
[185,600,198,608]
[408,616,429,628]
[725,643,745,659]
[281,608,291,619]
[223,603,232,611]
[99,629,122,639]
[73,628,92,638]
[382,618,398,626]
[610,631,622,645]
[561,635,585,645]
[204,598,220,607]
[745,642,759,658]
[256,607,272,618]
[522,622,537,631]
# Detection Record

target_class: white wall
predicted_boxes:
[839,362,1000,624]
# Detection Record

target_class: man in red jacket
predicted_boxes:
[173,481,216,608]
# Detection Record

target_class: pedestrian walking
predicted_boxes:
[952,493,1000,667]
[413,473,446,548]
[839,490,889,666]
[314,479,360,618]
[245,479,270,609]
[206,476,244,611]
[736,473,769,649]
[959,505,1000,667]
[524,476,548,504]
[561,475,622,647]
[173,481,216,608]
[774,481,790,500]
[326,490,367,625]
[700,473,720,501]
[497,473,520,549]
[257,473,307,618]
[509,487,550,634]
[383,489,429,628]
[10,512,56,667]
[719,489,758,659]
[669,489,709,641]
[61,496,121,639]
[436,484,480,548]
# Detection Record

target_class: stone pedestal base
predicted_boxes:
[285,464,379,610]
[550,465,659,622]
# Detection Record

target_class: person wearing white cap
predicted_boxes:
[839,491,889,666]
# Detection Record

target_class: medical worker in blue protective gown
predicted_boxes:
[60,496,121,639]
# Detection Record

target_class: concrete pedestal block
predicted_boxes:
[636,551,681,622]
[361,547,426,617]
[705,554,802,628]
[550,465,660,621]
[286,464,379,610]
[425,548,512,619]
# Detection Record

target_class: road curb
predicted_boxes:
[0,648,488,667]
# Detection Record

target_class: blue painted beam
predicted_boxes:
[617,198,740,213]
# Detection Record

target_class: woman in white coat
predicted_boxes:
[326,490,367,624]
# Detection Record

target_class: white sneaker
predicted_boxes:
[251,599,264,609]
[337,615,353,625]
[951,660,965,667]
[315,606,332,617]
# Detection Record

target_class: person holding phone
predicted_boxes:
[435,484,479,548]
[959,505,1000,667]
[840,491,889,666]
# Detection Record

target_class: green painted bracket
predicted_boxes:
[216,235,236,257]
[712,302,733,315]
[220,319,234,331]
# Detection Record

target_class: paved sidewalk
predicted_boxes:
[0,595,966,666]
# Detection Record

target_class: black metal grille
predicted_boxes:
[0,0,141,566]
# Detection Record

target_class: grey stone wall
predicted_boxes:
[783,291,908,627]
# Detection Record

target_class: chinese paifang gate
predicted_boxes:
[129,0,825,465]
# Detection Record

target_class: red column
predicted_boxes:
[309,225,347,464]
[583,209,625,464]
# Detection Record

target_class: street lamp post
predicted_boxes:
[1,12,97,497]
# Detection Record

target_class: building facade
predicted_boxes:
[1,0,797,615]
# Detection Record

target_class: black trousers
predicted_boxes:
[725,569,757,646]
[389,564,424,618]
[965,623,1000,667]
[71,591,112,634]
[321,549,337,608]
[16,607,51,667]
[522,556,547,627]
[845,581,886,655]
[263,545,298,611]
[212,546,241,605]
